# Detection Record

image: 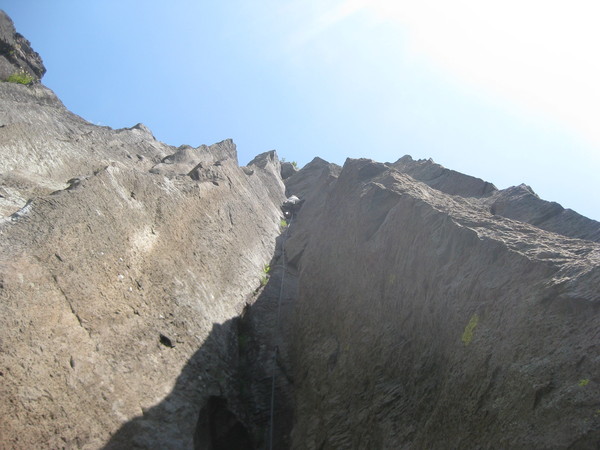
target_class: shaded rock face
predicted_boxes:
[286,158,600,448]
[280,161,298,180]
[0,10,45,81]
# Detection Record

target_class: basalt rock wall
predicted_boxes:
[286,158,600,448]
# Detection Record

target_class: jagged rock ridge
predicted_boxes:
[393,155,600,243]
[0,10,45,82]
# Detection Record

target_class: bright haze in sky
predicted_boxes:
[5,1,600,221]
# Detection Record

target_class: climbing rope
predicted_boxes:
[268,213,293,450]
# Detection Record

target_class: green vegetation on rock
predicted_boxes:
[462,314,479,345]
[5,70,34,85]
[260,263,271,286]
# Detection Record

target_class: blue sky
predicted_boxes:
[4,1,600,221]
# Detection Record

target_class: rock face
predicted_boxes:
[286,158,600,448]
[394,155,600,243]
[0,10,45,82]
[0,13,286,448]
[2,11,600,450]
[0,135,286,448]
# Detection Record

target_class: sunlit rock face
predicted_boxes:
[392,155,600,242]
[0,11,287,449]
[286,158,600,449]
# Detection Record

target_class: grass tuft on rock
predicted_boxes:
[5,70,34,85]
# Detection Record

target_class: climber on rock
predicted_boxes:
[281,195,304,219]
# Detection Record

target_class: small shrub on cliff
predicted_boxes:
[5,70,34,85]
[260,264,271,286]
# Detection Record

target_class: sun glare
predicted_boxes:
[357,0,600,149]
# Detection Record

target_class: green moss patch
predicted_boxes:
[462,314,479,345]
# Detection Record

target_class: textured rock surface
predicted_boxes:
[0,15,287,447]
[287,158,600,448]
[0,10,45,81]
[2,11,600,449]
[0,138,286,448]
[0,81,173,218]
[393,155,600,243]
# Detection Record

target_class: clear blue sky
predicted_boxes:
[4,1,600,221]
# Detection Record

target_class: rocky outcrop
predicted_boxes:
[393,155,600,243]
[392,154,497,198]
[0,79,172,218]
[0,13,287,448]
[484,184,600,243]
[280,161,298,180]
[0,10,45,82]
[2,10,600,449]
[150,140,238,179]
[286,158,600,448]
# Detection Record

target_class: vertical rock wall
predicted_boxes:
[0,141,286,448]
[0,19,288,445]
[287,159,600,448]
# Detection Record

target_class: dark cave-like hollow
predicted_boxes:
[194,395,254,450]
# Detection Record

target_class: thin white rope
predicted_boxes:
[268,213,293,450]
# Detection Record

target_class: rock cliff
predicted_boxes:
[286,158,600,448]
[0,11,286,449]
[1,11,600,450]
[0,10,45,83]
